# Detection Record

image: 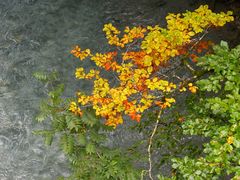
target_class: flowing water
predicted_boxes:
[0,0,236,179]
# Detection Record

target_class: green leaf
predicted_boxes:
[195,170,201,175]
[77,133,86,146]
[48,84,64,99]
[33,71,48,81]
[233,139,240,148]
[60,134,74,154]
[225,81,235,91]
[44,133,53,146]
[35,112,48,122]
[81,110,98,127]
[172,163,179,169]
[66,115,81,132]
[86,143,96,154]
[220,41,229,50]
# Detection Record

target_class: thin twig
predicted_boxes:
[189,26,210,51]
[184,61,195,72]
[96,151,103,160]
[141,170,147,180]
[148,108,163,180]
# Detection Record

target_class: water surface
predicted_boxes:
[0,0,236,179]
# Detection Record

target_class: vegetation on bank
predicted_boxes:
[33,5,240,180]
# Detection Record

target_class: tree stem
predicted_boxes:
[148,109,163,180]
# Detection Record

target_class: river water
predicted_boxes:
[0,0,237,179]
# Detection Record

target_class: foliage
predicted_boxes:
[134,108,201,171]
[172,42,240,179]
[69,5,233,128]
[33,5,235,180]
[33,72,140,180]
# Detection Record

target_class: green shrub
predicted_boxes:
[33,72,140,180]
[172,42,240,179]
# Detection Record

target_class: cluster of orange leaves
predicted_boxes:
[68,5,233,128]
[179,40,214,63]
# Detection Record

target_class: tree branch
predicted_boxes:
[148,108,163,180]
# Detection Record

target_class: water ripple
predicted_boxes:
[0,0,232,179]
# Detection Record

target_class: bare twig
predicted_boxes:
[96,151,103,160]
[141,170,147,180]
[148,108,163,180]
[189,26,210,51]
[184,61,195,72]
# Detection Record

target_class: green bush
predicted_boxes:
[172,42,240,179]
[33,72,140,180]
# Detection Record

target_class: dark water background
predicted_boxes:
[0,0,238,179]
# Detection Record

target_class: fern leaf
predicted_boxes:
[60,133,74,154]
[44,133,53,146]
[33,71,48,82]
[77,133,86,146]
[35,112,48,122]
[86,143,95,154]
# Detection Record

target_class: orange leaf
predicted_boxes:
[129,111,141,122]
[155,101,162,106]
[104,62,111,71]
[190,54,198,63]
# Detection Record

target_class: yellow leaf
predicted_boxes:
[143,55,153,66]
[155,59,160,66]
[188,31,195,36]
[153,77,158,82]
[147,66,153,73]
